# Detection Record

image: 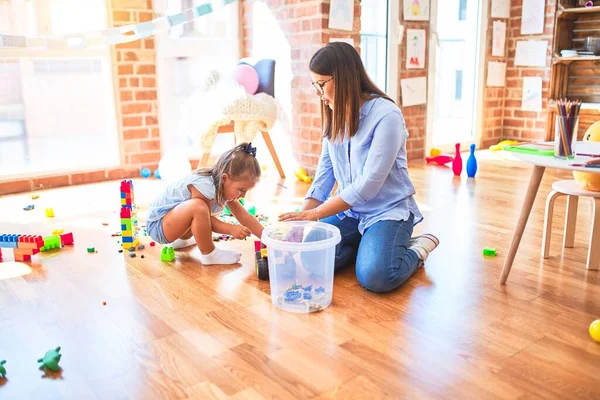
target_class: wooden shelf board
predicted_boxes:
[558,5,600,19]
[553,55,600,64]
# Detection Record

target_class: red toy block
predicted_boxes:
[14,253,31,262]
[120,207,131,218]
[18,235,44,249]
[120,180,132,194]
[60,232,74,246]
[0,248,3,260]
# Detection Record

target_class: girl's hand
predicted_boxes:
[278,209,319,222]
[229,225,252,240]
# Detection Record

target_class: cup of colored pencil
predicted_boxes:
[554,99,581,160]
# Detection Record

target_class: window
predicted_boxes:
[455,70,463,100]
[154,0,239,157]
[458,0,467,21]
[0,0,119,177]
[360,0,388,92]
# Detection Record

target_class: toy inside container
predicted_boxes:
[261,221,341,313]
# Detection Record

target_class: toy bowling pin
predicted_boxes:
[426,154,453,165]
[452,143,463,176]
[467,144,478,178]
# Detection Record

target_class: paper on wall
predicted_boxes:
[521,0,545,35]
[515,40,547,67]
[491,0,510,18]
[328,0,354,31]
[406,29,426,69]
[492,21,506,57]
[400,76,427,107]
[521,76,543,112]
[486,61,506,87]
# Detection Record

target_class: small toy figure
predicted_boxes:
[38,347,62,372]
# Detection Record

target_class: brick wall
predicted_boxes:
[398,6,429,160]
[111,0,161,168]
[481,1,508,148]
[241,0,361,174]
[502,0,556,141]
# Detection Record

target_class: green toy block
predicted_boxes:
[40,235,61,252]
[38,347,61,372]
[483,247,497,257]
[121,219,133,231]
[161,246,175,262]
[0,360,6,378]
[247,205,256,216]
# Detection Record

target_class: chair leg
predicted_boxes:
[261,130,285,179]
[542,190,563,259]
[563,195,579,248]
[198,152,210,169]
[586,198,600,270]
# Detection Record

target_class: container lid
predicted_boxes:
[261,221,341,252]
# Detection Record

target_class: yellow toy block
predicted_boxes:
[122,238,139,250]
[52,228,64,235]
[45,208,54,218]
[121,230,133,237]
[260,248,268,258]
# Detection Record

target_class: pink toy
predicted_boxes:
[452,143,463,176]
[60,232,74,246]
[426,154,453,165]
[233,64,259,94]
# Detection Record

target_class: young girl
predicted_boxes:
[146,142,265,265]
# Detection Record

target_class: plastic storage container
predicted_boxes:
[261,221,341,313]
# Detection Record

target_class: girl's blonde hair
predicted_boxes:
[196,142,261,207]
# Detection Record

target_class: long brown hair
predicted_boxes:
[309,42,394,142]
[196,142,261,207]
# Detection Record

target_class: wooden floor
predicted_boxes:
[0,151,599,399]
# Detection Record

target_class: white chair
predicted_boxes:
[542,180,600,270]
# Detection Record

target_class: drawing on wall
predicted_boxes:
[491,0,510,18]
[521,77,542,112]
[404,0,430,21]
[328,0,354,31]
[406,29,426,69]
[492,20,506,57]
[401,76,427,107]
[521,0,545,35]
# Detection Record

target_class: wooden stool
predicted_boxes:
[542,180,600,270]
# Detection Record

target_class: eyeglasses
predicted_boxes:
[311,77,333,95]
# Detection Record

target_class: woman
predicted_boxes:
[279,42,438,293]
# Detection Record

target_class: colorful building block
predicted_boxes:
[0,234,20,248]
[120,180,139,251]
[45,208,54,218]
[60,232,74,246]
[160,246,175,262]
[40,235,61,252]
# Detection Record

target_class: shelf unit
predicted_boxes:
[547,1,600,140]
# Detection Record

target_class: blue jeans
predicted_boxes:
[318,214,420,293]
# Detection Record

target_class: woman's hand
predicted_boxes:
[278,209,320,222]
[228,224,252,240]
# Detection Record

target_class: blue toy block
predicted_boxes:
[0,234,20,248]
[121,224,127,230]
[122,237,133,243]
[121,192,126,198]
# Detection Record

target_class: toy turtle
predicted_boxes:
[0,360,6,378]
[38,347,61,372]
